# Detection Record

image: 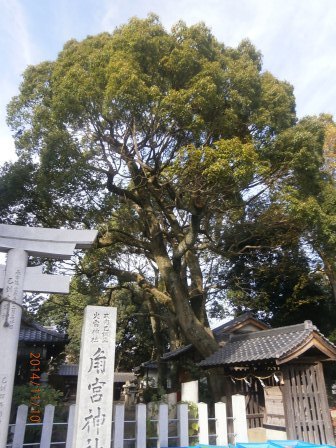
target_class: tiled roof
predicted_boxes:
[162,344,192,360]
[199,321,336,367]
[161,313,267,360]
[114,372,136,383]
[19,318,67,343]
[140,360,158,369]
[58,364,79,376]
[58,364,135,382]
[133,359,158,373]
[213,312,269,340]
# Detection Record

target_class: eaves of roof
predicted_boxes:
[20,319,67,343]
[161,312,268,361]
[213,312,269,340]
[161,344,193,360]
[199,321,336,368]
[58,364,136,382]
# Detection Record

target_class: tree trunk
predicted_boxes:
[319,252,336,304]
[141,191,219,358]
[146,295,166,388]
[186,250,210,327]
[157,255,219,357]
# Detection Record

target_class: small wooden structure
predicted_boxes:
[161,313,269,391]
[199,320,336,445]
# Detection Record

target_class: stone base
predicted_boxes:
[265,428,287,440]
[248,427,267,442]
[248,427,287,442]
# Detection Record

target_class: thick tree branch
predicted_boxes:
[106,168,143,206]
[174,214,201,259]
[98,229,151,252]
[107,266,174,310]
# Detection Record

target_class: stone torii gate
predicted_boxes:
[0,224,97,448]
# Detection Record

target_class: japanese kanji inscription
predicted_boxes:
[72,306,116,448]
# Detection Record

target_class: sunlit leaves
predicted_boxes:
[170,138,267,212]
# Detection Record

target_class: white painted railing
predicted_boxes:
[7,395,248,447]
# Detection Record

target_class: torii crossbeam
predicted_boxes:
[0,224,97,448]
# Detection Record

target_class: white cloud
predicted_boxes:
[0,0,37,163]
[0,0,37,71]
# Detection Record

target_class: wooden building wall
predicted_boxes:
[282,362,335,445]
[221,362,335,445]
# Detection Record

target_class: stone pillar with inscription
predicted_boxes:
[73,306,117,448]
[0,224,97,448]
[0,249,28,445]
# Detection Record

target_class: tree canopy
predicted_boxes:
[2,15,336,368]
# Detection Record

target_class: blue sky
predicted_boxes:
[1,0,336,164]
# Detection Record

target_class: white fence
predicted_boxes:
[7,395,248,448]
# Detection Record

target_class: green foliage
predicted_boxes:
[226,246,335,329]
[146,416,158,441]
[185,402,199,442]
[170,138,268,211]
[2,14,336,368]
[142,385,166,404]
[35,270,158,368]
[11,384,64,442]
[12,384,63,408]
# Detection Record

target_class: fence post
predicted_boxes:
[12,404,28,448]
[215,401,228,446]
[177,403,189,447]
[65,404,76,448]
[158,403,168,447]
[136,403,147,448]
[232,394,248,443]
[198,402,209,445]
[114,403,125,448]
[40,404,55,447]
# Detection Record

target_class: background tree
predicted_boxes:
[1,15,335,376]
[215,115,336,334]
[35,279,157,371]
[272,116,336,306]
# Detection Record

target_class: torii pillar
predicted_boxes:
[0,224,97,448]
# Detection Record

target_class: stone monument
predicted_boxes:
[0,224,97,448]
[72,306,117,448]
[181,379,199,403]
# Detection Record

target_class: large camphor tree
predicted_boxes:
[1,15,335,369]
